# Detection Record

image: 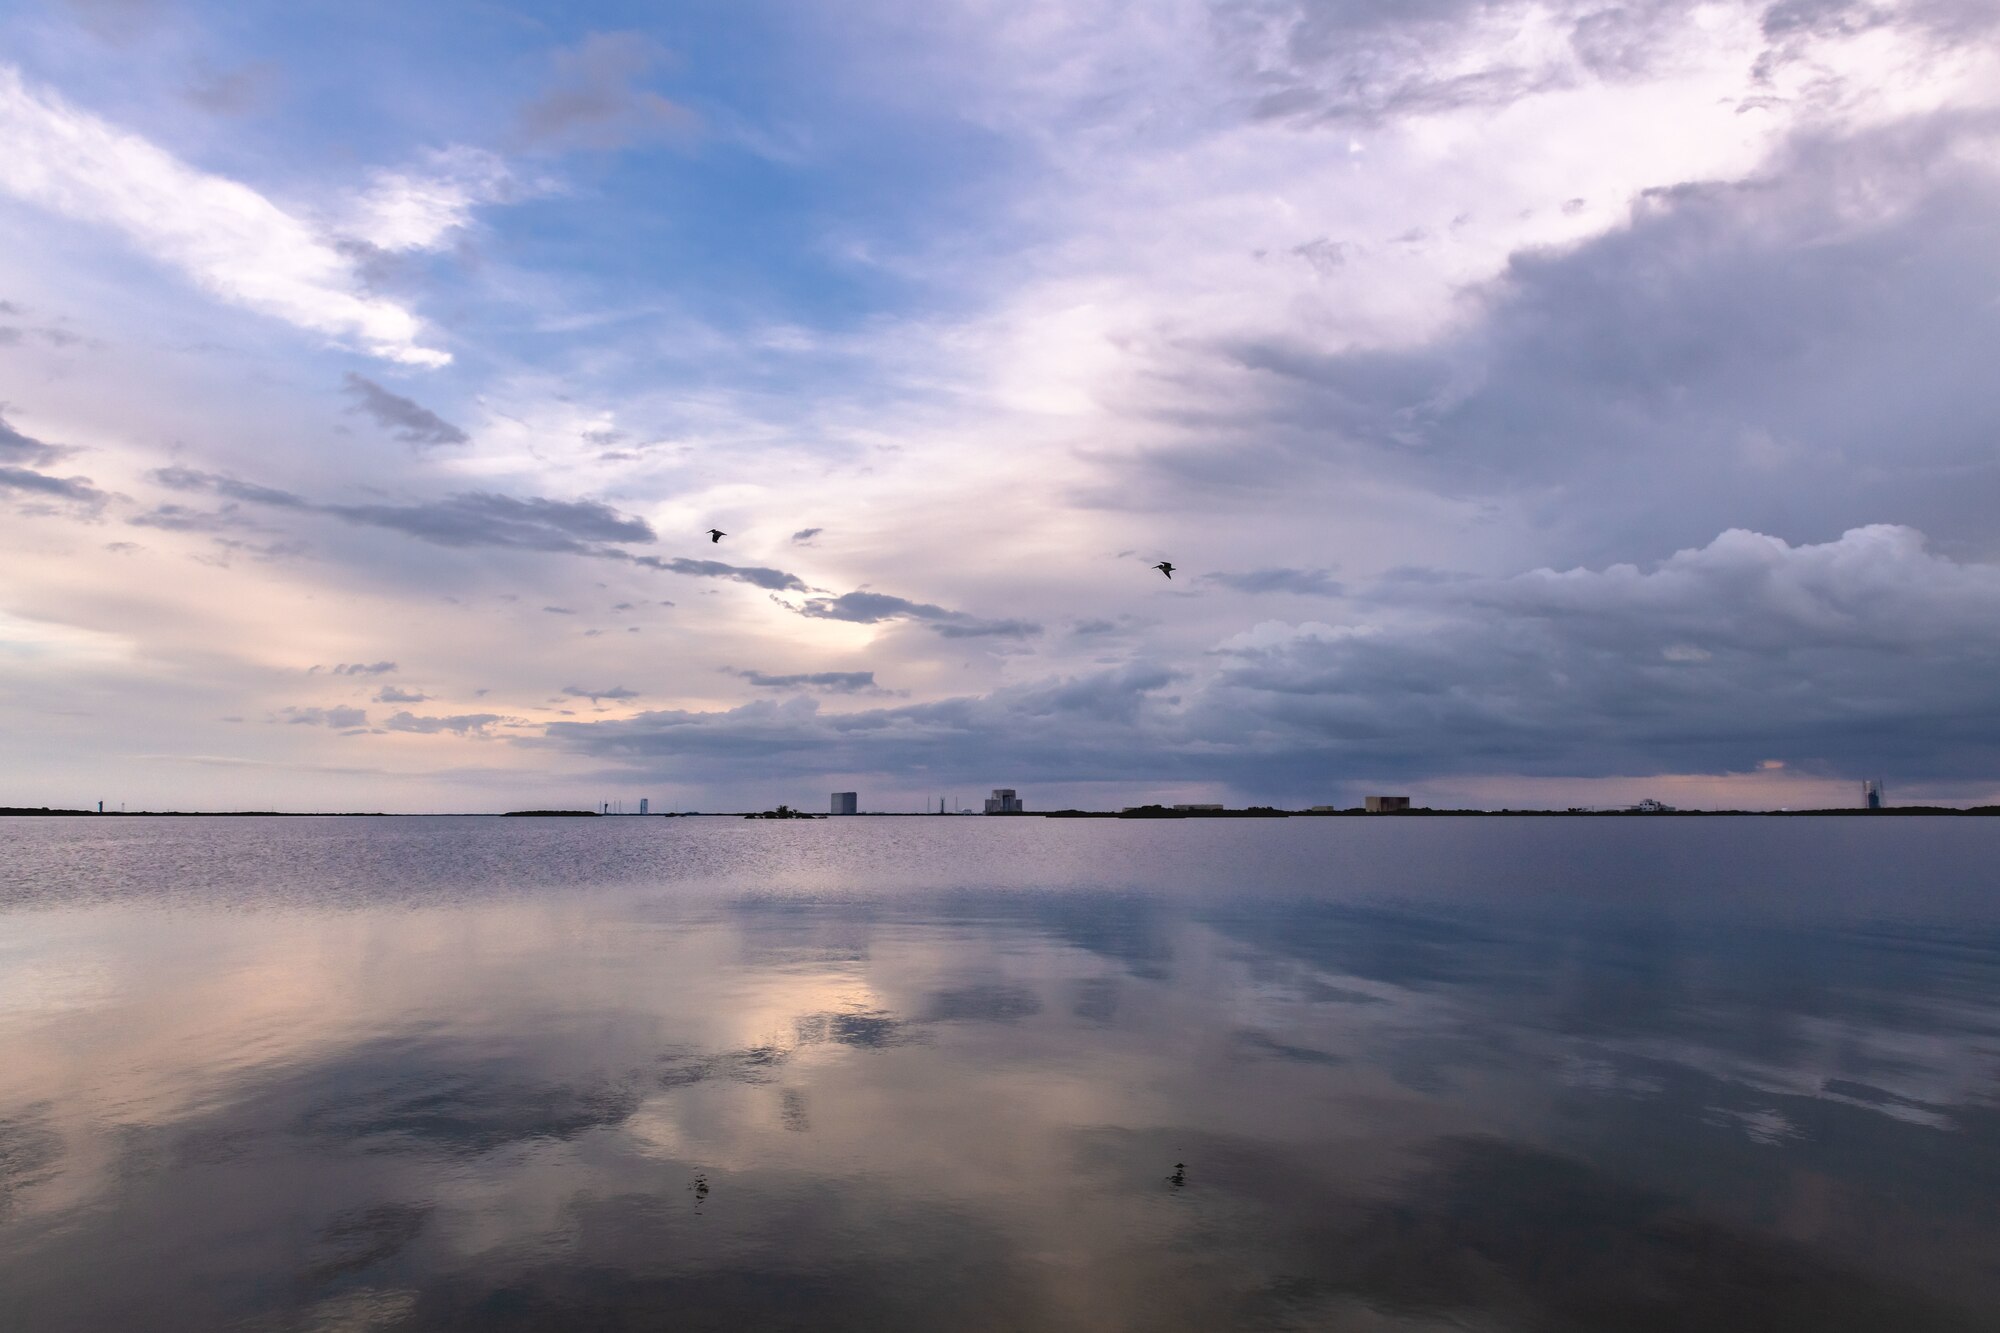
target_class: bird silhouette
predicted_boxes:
[1154,561,1175,579]
[708,528,726,543]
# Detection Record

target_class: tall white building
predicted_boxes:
[983,788,1023,813]
[638,798,649,815]
[831,791,858,815]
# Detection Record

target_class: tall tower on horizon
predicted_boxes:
[1863,779,1884,810]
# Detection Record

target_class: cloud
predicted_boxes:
[791,527,823,544]
[151,467,308,509]
[797,591,1042,638]
[373,685,429,703]
[562,685,639,703]
[382,711,504,735]
[182,62,276,117]
[341,373,469,448]
[127,502,261,533]
[548,526,2000,795]
[1205,567,1346,596]
[517,32,696,152]
[546,664,1181,782]
[327,493,654,552]
[0,464,108,513]
[342,145,520,254]
[1199,525,2000,784]
[282,705,369,728]
[1130,115,2000,565]
[152,466,658,556]
[0,411,72,468]
[0,66,448,366]
[728,668,883,694]
[327,662,396,676]
[631,555,809,591]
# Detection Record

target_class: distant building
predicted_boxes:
[984,788,1023,814]
[638,798,649,816]
[1632,798,1676,813]
[1364,795,1410,813]
[1863,779,1884,810]
[1173,804,1225,811]
[831,791,858,816]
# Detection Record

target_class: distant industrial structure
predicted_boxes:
[1364,795,1410,813]
[1864,779,1885,810]
[831,791,858,815]
[638,798,649,816]
[1173,804,1224,812]
[984,788,1023,814]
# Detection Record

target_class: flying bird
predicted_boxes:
[708,528,726,543]
[1153,561,1175,579]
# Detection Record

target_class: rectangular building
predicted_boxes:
[983,788,1023,814]
[638,798,649,815]
[831,791,858,815]
[1364,795,1411,813]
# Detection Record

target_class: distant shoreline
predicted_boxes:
[6,805,1998,818]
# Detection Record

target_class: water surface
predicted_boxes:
[2,816,1997,1330]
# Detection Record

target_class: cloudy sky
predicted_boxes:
[3,0,1999,812]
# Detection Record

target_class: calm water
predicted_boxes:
[2,817,1998,1331]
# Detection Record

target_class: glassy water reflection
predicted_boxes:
[2,817,1998,1330]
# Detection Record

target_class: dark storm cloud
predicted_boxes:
[797,591,1041,639]
[1126,115,2000,567]
[1205,567,1345,596]
[517,31,696,151]
[545,663,1184,784]
[563,685,639,703]
[381,711,505,735]
[728,668,883,694]
[628,555,809,591]
[1194,525,2000,785]
[550,526,2000,793]
[341,373,469,448]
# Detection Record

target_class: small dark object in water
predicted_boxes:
[1169,1162,1186,1187]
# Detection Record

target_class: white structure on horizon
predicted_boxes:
[1864,779,1884,810]
[984,788,1023,814]
[831,791,858,815]
[638,798,649,815]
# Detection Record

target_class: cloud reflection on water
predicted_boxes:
[0,819,1997,1329]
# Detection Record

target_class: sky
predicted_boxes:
[3,0,2000,813]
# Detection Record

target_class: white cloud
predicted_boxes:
[343,146,530,255]
[0,65,449,366]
